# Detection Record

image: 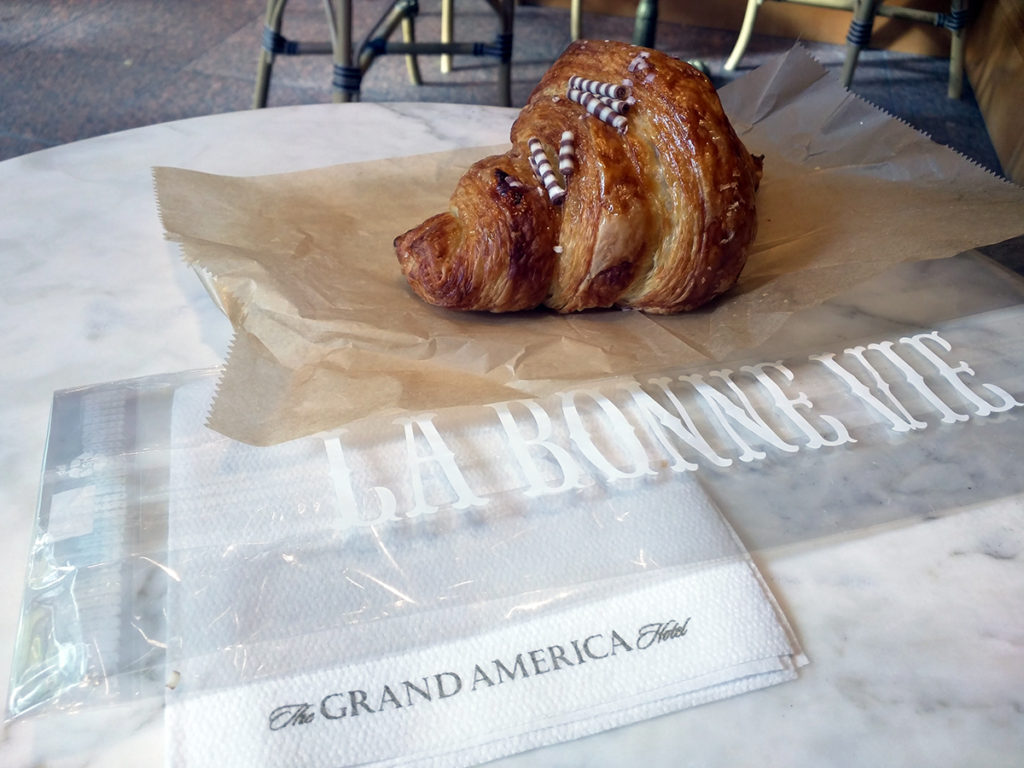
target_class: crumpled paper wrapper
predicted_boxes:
[155,46,1024,446]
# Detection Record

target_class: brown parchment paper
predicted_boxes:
[155,47,1024,446]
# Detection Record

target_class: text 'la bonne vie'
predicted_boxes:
[323,331,1022,527]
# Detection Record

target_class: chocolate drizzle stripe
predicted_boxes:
[568,75,628,100]
[596,94,630,115]
[558,131,575,177]
[567,89,628,133]
[528,137,566,204]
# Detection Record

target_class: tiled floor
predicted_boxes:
[0,0,1005,177]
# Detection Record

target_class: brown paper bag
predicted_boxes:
[156,47,1024,445]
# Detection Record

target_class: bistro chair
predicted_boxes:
[724,0,970,98]
[254,0,515,108]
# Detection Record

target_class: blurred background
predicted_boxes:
[1,0,1020,181]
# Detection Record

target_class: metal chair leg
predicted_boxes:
[571,0,582,41]
[946,0,966,99]
[441,0,454,73]
[841,0,880,88]
[402,14,423,85]
[326,0,356,103]
[632,0,658,47]
[725,0,762,71]
[254,0,289,108]
[497,0,514,107]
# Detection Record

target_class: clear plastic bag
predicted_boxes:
[7,245,1024,728]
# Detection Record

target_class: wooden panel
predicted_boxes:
[965,0,1024,183]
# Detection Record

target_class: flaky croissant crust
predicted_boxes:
[395,39,762,314]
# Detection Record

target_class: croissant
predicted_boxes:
[394,39,762,314]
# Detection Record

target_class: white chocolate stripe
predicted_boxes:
[567,89,628,133]
[528,137,566,204]
[568,75,628,100]
[558,131,575,177]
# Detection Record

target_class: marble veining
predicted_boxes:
[1,97,1023,767]
[0,102,515,768]
[494,497,1024,768]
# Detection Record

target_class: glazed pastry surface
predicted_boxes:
[395,39,762,314]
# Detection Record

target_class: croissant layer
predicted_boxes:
[394,39,762,314]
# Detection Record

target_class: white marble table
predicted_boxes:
[0,102,513,767]
[1,101,1023,768]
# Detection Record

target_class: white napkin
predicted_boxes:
[164,377,805,767]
